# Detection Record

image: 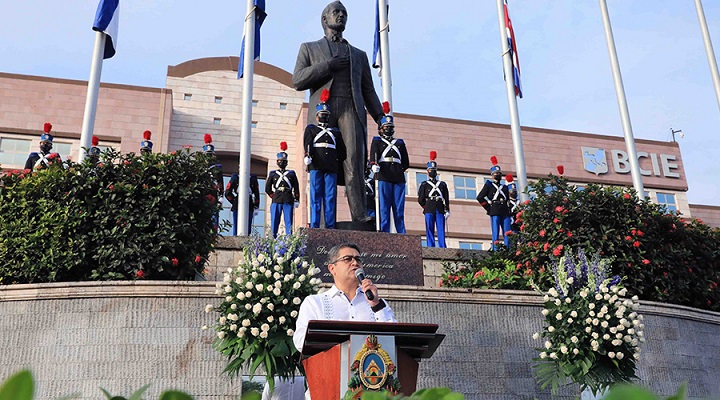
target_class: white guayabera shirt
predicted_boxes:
[292,285,397,352]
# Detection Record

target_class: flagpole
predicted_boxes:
[78,31,106,162]
[377,0,393,106]
[237,0,256,236]
[598,0,645,199]
[694,0,720,114]
[495,0,528,202]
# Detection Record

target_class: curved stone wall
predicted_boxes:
[1,282,719,400]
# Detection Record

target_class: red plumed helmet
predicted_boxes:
[490,156,498,165]
[44,122,52,133]
[143,130,152,140]
[204,133,212,144]
[320,89,330,103]
[382,101,391,114]
[429,151,437,161]
[91,136,99,146]
[280,141,288,151]
[506,174,514,183]
[557,165,565,175]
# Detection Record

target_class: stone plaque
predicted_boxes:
[306,229,424,286]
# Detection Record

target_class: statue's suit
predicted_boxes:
[293,37,384,221]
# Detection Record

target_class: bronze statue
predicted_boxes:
[292,1,384,223]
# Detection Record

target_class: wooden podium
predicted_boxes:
[301,321,445,399]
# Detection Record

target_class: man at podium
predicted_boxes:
[293,242,397,352]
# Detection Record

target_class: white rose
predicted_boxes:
[293,297,301,305]
[260,331,268,339]
[560,345,568,354]
[603,334,610,340]
[242,319,251,327]
[579,290,588,298]
[565,297,571,304]
[267,285,274,292]
[257,254,266,262]
[585,327,592,333]
[532,332,540,340]
[274,265,281,272]
[589,311,595,317]
[627,328,635,335]
[230,324,238,332]
[273,288,281,296]
[255,284,264,291]
[235,277,243,284]
[548,326,555,333]
[251,327,260,336]
[566,277,574,284]
[570,311,577,318]
[204,304,214,313]
[544,341,552,349]
[555,313,562,320]
[252,260,260,268]
[567,318,573,324]
[201,325,208,330]
[236,292,246,300]
[302,261,309,269]
[541,309,549,316]
[610,327,617,334]
[219,317,227,324]
[267,303,274,311]
[223,274,231,283]
[548,288,558,297]
[608,352,615,359]
[299,275,306,282]
[612,339,622,346]
[224,286,232,293]
[603,294,611,301]
[592,319,599,326]
[265,270,272,278]
[261,323,270,331]
[573,349,579,355]
[284,275,291,282]
[230,304,237,310]
[275,281,282,288]
[592,332,599,339]
[540,352,547,359]
[279,316,286,324]
[217,331,226,339]
[246,282,253,289]
[549,353,557,359]
[616,333,623,339]
[252,303,262,314]
[595,294,603,301]
[283,299,289,305]
[589,303,595,310]
[571,336,578,343]
[228,313,238,321]
[616,352,624,360]
[619,288,627,296]
[601,321,608,328]
[601,286,609,293]
[591,340,599,348]
[585,318,593,324]
[274,272,281,280]
[251,272,258,279]
[246,291,252,298]
[631,295,639,301]
[293,282,301,290]
[287,329,295,336]
[245,303,252,310]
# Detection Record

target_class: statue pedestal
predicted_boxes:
[304,228,424,286]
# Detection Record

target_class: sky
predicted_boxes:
[0,0,719,206]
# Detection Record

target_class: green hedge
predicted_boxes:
[0,149,221,284]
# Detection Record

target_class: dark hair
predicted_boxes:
[327,242,360,263]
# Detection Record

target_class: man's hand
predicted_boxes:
[304,156,312,166]
[360,278,380,307]
[328,55,349,71]
[371,164,380,174]
[445,211,450,220]
[294,201,300,209]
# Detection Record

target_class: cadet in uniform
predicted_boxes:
[417,151,450,247]
[25,122,62,171]
[476,156,512,250]
[265,142,300,237]
[369,102,409,233]
[203,134,223,231]
[303,89,346,229]
[225,173,260,236]
[140,130,153,154]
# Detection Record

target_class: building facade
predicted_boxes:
[1,57,718,247]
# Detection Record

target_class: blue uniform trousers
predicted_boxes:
[490,215,512,250]
[270,203,293,237]
[309,170,337,229]
[230,208,255,236]
[378,181,406,234]
[425,211,447,248]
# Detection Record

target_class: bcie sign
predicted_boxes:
[581,147,680,178]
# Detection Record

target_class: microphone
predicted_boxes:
[354,268,375,301]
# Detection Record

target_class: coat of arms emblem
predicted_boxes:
[581,147,609,175]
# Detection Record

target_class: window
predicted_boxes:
[657,192,677,213]
[279,103,287,110]
[213,118,221,125]
[416,172,428,187]
[251,121,258,129]
[0,137,31,167]
[184,93,192,101]
[214,96,223,104]
[252,100,258,107]
[53,142,72,161]
[421,239,428,247]
[453,175,476,200]
[459,241,483,250]
[219,176,267,237]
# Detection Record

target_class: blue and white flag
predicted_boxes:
[238,0,267,79]
[503,0,522,98]
[92,0,120,59]
[372,0,389,70]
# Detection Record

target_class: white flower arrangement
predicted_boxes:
[532,249,644,396]
[204,232,320,390]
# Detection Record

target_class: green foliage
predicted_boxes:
[0,370,33,400]
[439,248,532,289]
[531,250,644,396]
[342,388,463,400]
[602,382,687,400]
[206,232,320,392]
[0,149,221,284]
[514,175,720,311]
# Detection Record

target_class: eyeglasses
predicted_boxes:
[330,255,363,265]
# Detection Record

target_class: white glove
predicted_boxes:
[294,201,300,209]
[304,156,312,166]
[445,212,450,219]
[371,164,380,174]
[253,209,259,217]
